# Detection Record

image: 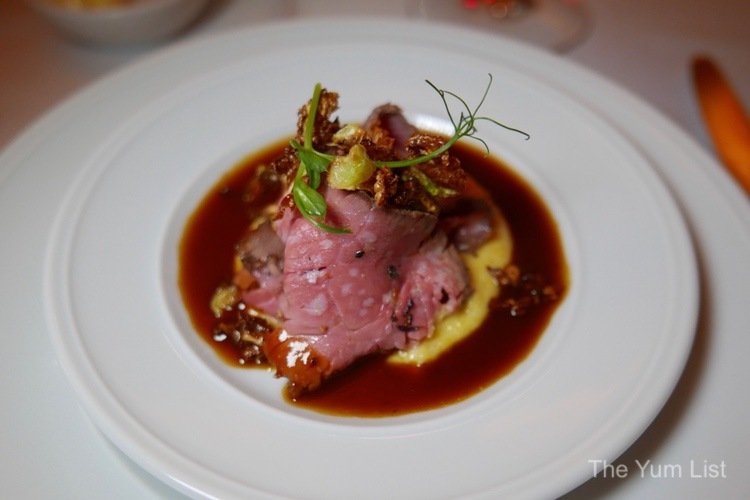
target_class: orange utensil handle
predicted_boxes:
[692,56,750,195]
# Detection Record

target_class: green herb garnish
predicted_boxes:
[376,74,529,168]
[290,83,347,233]
[290,75,528,233]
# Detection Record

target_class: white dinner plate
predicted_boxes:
[38,20,698,499]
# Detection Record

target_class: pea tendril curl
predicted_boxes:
[290,75,529,233]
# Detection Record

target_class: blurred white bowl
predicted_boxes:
[30,0,210,46]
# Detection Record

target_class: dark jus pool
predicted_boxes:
[178,139,568,417]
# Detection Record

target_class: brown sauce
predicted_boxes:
[178,139,568,417]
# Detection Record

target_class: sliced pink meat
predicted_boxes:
[363,104,417,159]
[238,220,284,315]
[260,188,469,391]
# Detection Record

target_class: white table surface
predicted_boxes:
[1,1,749,498]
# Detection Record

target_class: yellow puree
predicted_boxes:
[389,206,512,366]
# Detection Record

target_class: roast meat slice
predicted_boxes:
[262,188,469,392]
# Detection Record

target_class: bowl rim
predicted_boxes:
[31,0,200,19]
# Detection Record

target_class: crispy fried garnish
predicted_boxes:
[371,133,466,214]
[373,167,440,214]
[407,134,466,193]
[373,167,399,207]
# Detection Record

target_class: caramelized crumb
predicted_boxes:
[490,264,560,317]
[212,304,276,365]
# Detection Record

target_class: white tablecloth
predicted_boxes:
[1,1,748,498]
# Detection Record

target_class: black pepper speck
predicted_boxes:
[386,265,399,280]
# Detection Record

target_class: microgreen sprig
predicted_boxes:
[375,74,529,169]
[289,76,529,234]
[290,83,348,233]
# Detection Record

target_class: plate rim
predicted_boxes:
[40,17,700,499]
